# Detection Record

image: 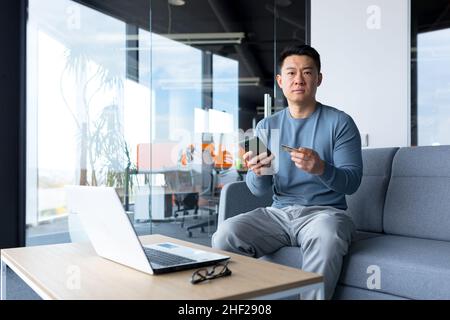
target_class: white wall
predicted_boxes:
[311,0,410,148]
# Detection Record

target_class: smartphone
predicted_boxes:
[239,136,271,157]
[281,144,298,153]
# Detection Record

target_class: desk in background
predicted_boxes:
[125,168,200,218]
[133,185,201,221]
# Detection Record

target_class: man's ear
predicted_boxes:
[317,73,323,87]
[276,74,283,88]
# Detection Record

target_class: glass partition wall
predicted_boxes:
[26,0,150,245]
[26,0,308,246]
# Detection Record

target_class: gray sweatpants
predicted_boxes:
[211,205,355,300]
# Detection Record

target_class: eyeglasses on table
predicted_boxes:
[191,261,232,284]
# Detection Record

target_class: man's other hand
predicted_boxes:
[290,147,325,175]
[243,151,274,176]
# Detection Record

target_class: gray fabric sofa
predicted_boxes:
[217,145,450,299]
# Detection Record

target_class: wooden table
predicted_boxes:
[1,234,323,300]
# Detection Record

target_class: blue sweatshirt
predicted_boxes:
[246,103,363,210]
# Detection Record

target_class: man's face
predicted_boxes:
[276,55,322,106]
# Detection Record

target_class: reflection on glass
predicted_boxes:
[144,32,203,222]
[213,53,238,129]
[144,29,241,226]
[27,0,144,244]
[213,54,239,169]
[417,28,450,146]
[152,33,202,140]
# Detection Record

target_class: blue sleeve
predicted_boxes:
[245,119,274,196]
[317,113,363,195]
[245,170,273,197]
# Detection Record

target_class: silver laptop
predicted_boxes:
[65,185,229,275]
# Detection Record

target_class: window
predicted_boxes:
[416,28,450,146]
[412,0,450,146]
[27,0,130,244]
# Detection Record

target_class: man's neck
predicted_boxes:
[288,100,317,119]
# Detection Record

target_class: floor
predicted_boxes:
[4,214,218,300]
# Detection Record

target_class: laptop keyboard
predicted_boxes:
[143,247,196,266]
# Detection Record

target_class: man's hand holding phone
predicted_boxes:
[283,145,325,175]
[243,151,274,176]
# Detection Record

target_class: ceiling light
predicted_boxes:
[168,0,185,6]
[157,77,260,90]
[161,32,245,45]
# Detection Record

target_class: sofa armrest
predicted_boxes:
[218,181,273,225]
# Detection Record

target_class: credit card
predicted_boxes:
[281,144,298,152]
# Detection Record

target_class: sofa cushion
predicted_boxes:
[339,234,450,299]
[333,285,407,300]
[345,147,398,233]
[260,231,381,269]
[383,145,450,241]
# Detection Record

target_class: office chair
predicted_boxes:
[184,147,240,237]
[185,168,220,237]
[165,170,199,227]
[173,192,199,227]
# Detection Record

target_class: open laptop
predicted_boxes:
[65,185,229,275]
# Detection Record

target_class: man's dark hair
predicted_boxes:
[278,44,321,73]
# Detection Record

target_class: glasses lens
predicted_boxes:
[213,263,229,275]
[191,269,208,284]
